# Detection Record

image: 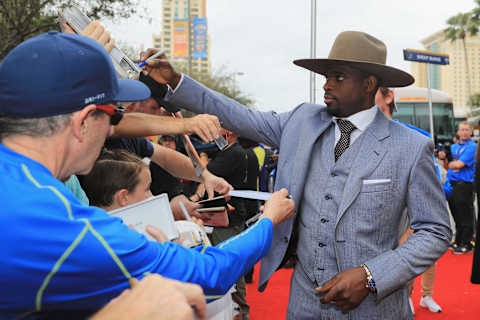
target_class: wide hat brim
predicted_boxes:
[294,58,414,88]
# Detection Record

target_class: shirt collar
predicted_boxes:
[459,138,472,145]
[333,106,378,132]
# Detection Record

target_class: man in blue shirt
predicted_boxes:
[446,122,477,254]
[0,31,294,318]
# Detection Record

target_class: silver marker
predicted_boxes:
[138,51,166,67]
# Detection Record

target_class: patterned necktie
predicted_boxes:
[334,119,356,162]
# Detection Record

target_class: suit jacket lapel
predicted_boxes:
[335,109,390,225]
[290,110,333,202]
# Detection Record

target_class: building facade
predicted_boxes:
[152,0,211,76]
[410,30,480,117]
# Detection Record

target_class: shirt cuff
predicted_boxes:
[166,74,185,98]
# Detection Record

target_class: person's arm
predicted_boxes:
[141,49,291,149]
[365,140,451,299]
[93,189,293,297]
[448,160,466,170]
[438,150,448,170]
[317,140,452,310]
[62,21,221,143]
[170,194,202,220]
[449,143,476,170]
[112,112,221,143]
[150,143,232,197]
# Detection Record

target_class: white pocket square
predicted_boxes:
[362,179,391,185]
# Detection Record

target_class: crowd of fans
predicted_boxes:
[1,17,480,320]
[0,23,295,320]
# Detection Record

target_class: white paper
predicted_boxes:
[110,194,179,241]
[229,190,272,201]
[195,288,234,320]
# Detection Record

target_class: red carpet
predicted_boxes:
[246,250,480,319]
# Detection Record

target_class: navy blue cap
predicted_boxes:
[0,31,150,118]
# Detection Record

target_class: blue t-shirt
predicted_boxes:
[0,144,273,318]
[447,139,477,182]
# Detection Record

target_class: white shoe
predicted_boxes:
[409,297,415,315]
[420,296,442,313]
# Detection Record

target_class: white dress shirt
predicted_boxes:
[333,106,378,147]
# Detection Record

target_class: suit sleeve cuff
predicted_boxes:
[166,74,185,98]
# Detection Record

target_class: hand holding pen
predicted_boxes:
[138,50,166,67]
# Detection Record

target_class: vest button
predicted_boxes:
[283,236,289,243]
[318,242,326,247]
[331,172,337,177]
[320,218,328,223]
[324,194,332,200]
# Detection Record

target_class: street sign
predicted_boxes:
[403,49,450,141]
[403,49,450,65]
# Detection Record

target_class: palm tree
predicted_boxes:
[469,92,480,108]
[472,0,480,22]
[444,12,478,108]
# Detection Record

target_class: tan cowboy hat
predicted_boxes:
[294,31,414,87]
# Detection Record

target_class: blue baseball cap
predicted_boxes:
[0,31,150,118]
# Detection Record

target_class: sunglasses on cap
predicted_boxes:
[96,105,126,126]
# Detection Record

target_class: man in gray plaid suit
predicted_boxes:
[145,30,452,320]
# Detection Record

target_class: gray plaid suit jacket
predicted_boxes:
[168,76,452,318]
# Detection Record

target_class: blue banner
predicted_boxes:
[403,49,449,65]
[193,18,207,59]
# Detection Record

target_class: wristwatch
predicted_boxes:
[361,264,377,293]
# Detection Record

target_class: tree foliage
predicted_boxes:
[470,93,480,108]
[189,66,254,108]
[444,11,479,108]
[0,0,141,60]
[445,12,478,42]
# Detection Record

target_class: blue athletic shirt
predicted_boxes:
[447,138,477,183]
[0,143,273,318]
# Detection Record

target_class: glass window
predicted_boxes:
[414,103,432,133]
[394,103,414,125]
[432,103,454,139]
[394,102,454,140]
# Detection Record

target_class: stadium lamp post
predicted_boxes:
[187,0,193,76]
[310,0,317,104]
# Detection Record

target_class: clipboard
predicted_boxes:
[109,194,179,241]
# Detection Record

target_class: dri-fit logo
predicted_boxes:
[84,93,106,104]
